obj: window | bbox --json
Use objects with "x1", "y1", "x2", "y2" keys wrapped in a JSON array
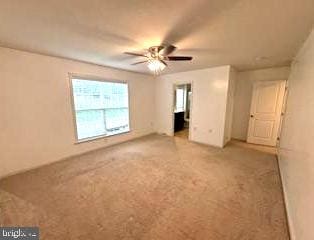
[
  {"x1": 71, "y1": 77, "x2": 130, "y2": 141},
  {"x1": 175, "y1": 87, "x2": 185, "y2": 112}
]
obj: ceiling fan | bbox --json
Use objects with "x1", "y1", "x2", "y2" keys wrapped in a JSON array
[{"x1": 124, "y1": 45, "x2": 193, "y2": 74}]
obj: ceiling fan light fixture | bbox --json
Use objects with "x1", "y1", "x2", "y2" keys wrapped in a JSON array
[
  {"x1": 124, "y1": 44, "x2": 192, "y2": 74},
  {"x1": 148, "y1": 59, "x2": 166, "y2": 74}
]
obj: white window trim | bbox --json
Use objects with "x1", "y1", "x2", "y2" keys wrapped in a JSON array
[{"x1": 68, "y1": 73, "x2": 131, "y2": 144}]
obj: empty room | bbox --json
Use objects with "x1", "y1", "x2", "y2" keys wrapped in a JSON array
[{"x1": 0, "y1": 0, "x2": 314, "y2": 239}]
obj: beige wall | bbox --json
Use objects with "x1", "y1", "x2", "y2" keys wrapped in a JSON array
[
  {"x1": 232, "y1": 66, "x2": 291, "y2": 140},
  {"x1": 0, "y1": 47, "x2": 156, "y2": 178},
  {"x1": 155, "y1": 66, "x2": 232, "y2": 148},
  {"x1": 279, "y1": 29, "x2": 314, "y2": 240}
]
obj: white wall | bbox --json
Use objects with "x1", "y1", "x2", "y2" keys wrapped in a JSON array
[
  {"x1": 232, "y1": 66, "x2": 291, "y2": 140},
  {"x1": 0, "y1": 47, "x2": 156, "y2": 178},
  {"x1": 279, "y1": 29, "x2": 314, "y2": 240},
  {"x1": 155, "y1": 66, "x2": 232, "y2": 148}
]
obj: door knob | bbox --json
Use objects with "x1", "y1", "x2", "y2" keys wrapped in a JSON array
[{"x1": 250, "y1": 115, "x2": 254, "y2": 118}]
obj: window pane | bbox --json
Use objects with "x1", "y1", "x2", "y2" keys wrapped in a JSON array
[
  {"x1": 76, "y1": 110, "x2": 105, "y2": 140},
  {"x1": 71, "y1": 78, "x2": 130, "y2": 140},
  {"x1": 105, "y1": 108, "x2": 129, "y2": 135}
]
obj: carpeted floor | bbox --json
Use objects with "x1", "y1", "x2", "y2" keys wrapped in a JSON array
[{"x1": 0, "y1": 134, "x2": 289, "y2": 240}]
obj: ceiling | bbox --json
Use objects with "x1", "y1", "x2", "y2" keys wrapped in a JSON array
[{"x1": 0, "y1": 0, "x2": 313, "y2": 75}]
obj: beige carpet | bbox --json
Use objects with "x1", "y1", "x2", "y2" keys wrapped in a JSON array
[{"x1": 0, "y1": 134, "x2": 289, "y2": 240}]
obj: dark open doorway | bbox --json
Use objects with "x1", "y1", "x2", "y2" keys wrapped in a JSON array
[{"x1": 173, "y1": 83, "x2": 192, "y2": 139}]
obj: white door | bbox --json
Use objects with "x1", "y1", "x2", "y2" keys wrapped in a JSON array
[{"x1": 247, "y1": 80, "x2": 286, "y2": 146}]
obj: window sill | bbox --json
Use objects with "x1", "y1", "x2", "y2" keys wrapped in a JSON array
[{"x1": 75, "y1": 130, "x2": 131, "y2": 144}]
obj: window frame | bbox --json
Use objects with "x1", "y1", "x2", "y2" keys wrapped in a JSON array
[{"x1": 69, "y1": 73, "x2": 131, "y2": 144}]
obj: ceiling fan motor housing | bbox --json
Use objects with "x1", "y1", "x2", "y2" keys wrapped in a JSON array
[{"x1": 148, "y1": 46, "x2": 163, "y2": 59}]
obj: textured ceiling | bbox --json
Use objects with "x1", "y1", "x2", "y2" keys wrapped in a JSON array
[{"x1": 0, "y1": 0, "x2": 313, "y2": 75}]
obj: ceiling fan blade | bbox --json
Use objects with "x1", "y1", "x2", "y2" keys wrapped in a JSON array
[
  {"x1": 160, "y1": 60, "x2": 168, "y2": 66},
  {"x1": 166, "y1": 56, "x2": 193, "y2": 61},
  {"x1": 131, "y1": 60, "x2": 148, "y2": 65},
  {"x1": 124, "y1": 52, "x2": 146, "y2": 57},
  {"x1": 159, "y1": 45, "x2": 177, "y2": 55}
]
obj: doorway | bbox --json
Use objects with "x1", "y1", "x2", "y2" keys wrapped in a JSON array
[
  {"x1": 247, "y1": 80, "x2": 286, "y2": 147},
  {"x1": 173, "y1": 83, "x2": 192, "y2": 139}
]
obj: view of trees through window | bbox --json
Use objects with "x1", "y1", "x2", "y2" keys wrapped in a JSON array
[{"x1": 71, "y1": 78, "x2": 130, "y2": 140}]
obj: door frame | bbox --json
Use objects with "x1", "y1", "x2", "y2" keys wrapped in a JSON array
[
  {"x1": 171, "y1": 81, "x2": 194, "y2": 140},
  {"x1": 277, "y1": 81, "x2": 289, "y2": 146},
  {"x1": 247, "y1": 80, "x2": 287, "y2": 147}
]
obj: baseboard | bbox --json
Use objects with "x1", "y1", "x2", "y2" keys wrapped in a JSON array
[
  {"x1": 0, "y1": 131, "x2": 157, "y2": 181},
  {"x1": 276, "y1": 154, "x2": 295, "y2": 240}
]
